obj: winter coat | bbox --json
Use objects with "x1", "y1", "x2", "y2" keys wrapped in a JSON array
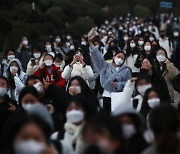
[
  {"x1": 125, "y1": 54, "x2": 140, "y2": 73},
  {"x1": 139, "y1": 69, "x2": 171, "y2": 103},
  {"x1": 90, "y1": 46, "x2": 131, "y2": 92},
  {"x1": 62, "y1": 63, "x2": 94, "y2": 85},
  {"x1": 161, "y1": 62, "x2": 179, "y2": 102},
  {"x1": 173, "y1": 73, "x2": 180, "y2": 93},
  {"x1": 16, "y1": 47, "x2": 32, "y2": 71},
  {"x1": 158, "y1": 37, "x2": 173, "y2": 59},
  {"x1": 51, "y1": 122, "x2": 85, "y2": 154},
  {"x1": 34, "y1": 65, "x2": 66, "y2": 88},
  {"x1": 0, "y1": 60, "x2": 9, "y2": 76},
  {"x1": 5, "y1": 59, "x2": 27, "y2": 101},
  {"x1": 0, "y1": 95, "x2": 17, "y2": 140},
  {"x1": 26, "y1": 58, "x2": 41, "y2": 76},
  {"x1": 40, "y1": 85, "x2": 72, "y2": 115}
]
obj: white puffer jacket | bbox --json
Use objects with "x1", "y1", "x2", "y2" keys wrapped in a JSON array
[
  {"x1": 5, "y1": 59, "x2": 27, "y2": 101},
  {"x1": 62, "y1": 63, "x2": 94, "y2": 84}
]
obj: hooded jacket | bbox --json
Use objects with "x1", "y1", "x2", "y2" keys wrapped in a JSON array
[
  {"x1": 34, "y1": 65, "x2": 66, "y2": 88},
  {"x1": 5, "y1": 59, "x2": 27, "y2": 101},
  {"x1": 90, "y1": 46, "x2": 131, "y2": 92},
  {"x1": 0, "y1": 59, "x2": 9, "y2": 75}
]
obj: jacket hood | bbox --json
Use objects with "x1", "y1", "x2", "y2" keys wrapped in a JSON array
[{"x1": 6, "y1": 58, "x2": 23, "y2": 72}]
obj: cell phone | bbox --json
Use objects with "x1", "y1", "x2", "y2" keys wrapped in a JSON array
[
  {"x1": 87, "y1": 27, "x2": 98, "y2": 37},
  {"x1": 31, "y1": 58, "x2": 35, "y2": 63}
]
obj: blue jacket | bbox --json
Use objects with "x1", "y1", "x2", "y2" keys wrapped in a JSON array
[{"x1": 90, "y1": 46, "x2": 131, "y2": 92}]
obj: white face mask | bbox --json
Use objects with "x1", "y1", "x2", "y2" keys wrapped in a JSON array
[
  {"x1": 137, "y1": 84, "x2": 152, "y2": 96},
  {"x1": 14, "y1": 140, "x2": 46, "y2": 154},
  {"x1": 0, "y1": 87, "x2": 7, "y2": 97},
  {"x1": 130, "y1": 43, "x2": 136, "y2": 48},
  {"x1": 67, "y1": 35, "x2": 71, "y2": 40},
  {"x1": 173, "y1": 32, "x2": 179, "y2": 37},
  {"x1": 123, "y1": 36, "x2": 128, "y2": 41},
  {"x1": 69, "y1": 86, "x2": 81, "y2": 95},
  {"x1": 66, "y1": 110, "x2": 84, "y2": 123},
  {"x1": 22, "y1": 40, "x2": 28, "y2": 46},
  {"x1": 45, "y1": 45, "x2": 51, "y2": 51},
  {"x1": 122, "y1": 124, "x2": 136, "y2": 139},
  {"x1": 10, "y1": 66, "x2": 18, "y2": 73},
  {"x1": 55, "y1": 38, "x2": 61, "y2": 43},
  {"x1": 144, "y1": 45, "x2": 151, "y2": 51},
  {"x1": 70, "y1": 45, "x2": 75, "y2": 50},
  {"x1": 138, "y1": 40, "x2": 144, "y2": 46},
  {"x1": 149, "y1": 37, "x2": 154, "y2": 42},
  {"x1": 8, "y1": 55, "x2": 15, "y2": 61},
  {"x1": 119, "y1": 26, "x2": 123, "y2": 30},
  {"x1": 33, "y1": 82, "x2": 44, "y2": 94},
  {"x1": 156, "y1": 55, "x2": 165, "y2": 62},
  {"x1": 33, "y1": 53, "x2": 41, "y2": 59},
  {"x1": 144, "y1": 28, "x2": 148, "y2": 32},
  {"x1": 66, "y1": 42, "x2": 71, "y2": 48},
  {"x1": 114, "y1": 57, "x2": 124, "y2": 66},
  {"x1": 148, "y1": 98, "x2": 160, "y2": 108},
  {"x1": 81, "y1": 41, "x2": 87, "y2": 45},
  {"x1": 44, "y1": 60, "x2": 53, "y2": 66},
  {"x1": 22, "y1": 103, "x2": 35, "y2": 110}
]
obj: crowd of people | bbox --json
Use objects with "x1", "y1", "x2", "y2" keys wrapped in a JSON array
[{"x1": 0, "y1": 13, "x2": 180, "y2": 154}]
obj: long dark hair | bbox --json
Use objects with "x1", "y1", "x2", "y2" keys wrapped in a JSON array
[
  {"x1": 104, "y1": 40, "x2": 119, "y2": 60},
  {"x1": 140, "y1": 88, "x2": 162, "y2": 119},
  {"x1": 7, "y1": 62, "x2": 21, "y2": 89},
  {"x1": 67, "y1": 76, "x2": 92, "y2": 96},
  {"x1": 149, "y1": 105, "x2": 179, "y2": 154},
  {"x1": 126, "y1": 39, "x2": 138, "y2": 57},
  {"x1": 0, "y1": 111, "x2": 52, "y2": 153}
]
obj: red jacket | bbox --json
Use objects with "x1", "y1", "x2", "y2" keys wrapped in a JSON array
[{"x1": 34, "y1": 65, "x2": 66, "y2": 88}]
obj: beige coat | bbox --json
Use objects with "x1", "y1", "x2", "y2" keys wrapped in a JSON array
[{"x1": 162, "y1": 62, "x2": 179, "y2": 102}]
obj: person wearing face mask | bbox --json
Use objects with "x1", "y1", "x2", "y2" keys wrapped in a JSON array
[
  {"x1": 89, "y1": 35, "x2": 131, "y2": 113},
  {"x1": 66, "y1": 76, "x2": 98, "y2": 116},
  {"x1": 142, "y1": 105, "x2": 180, "y2": 154},
  {"x1": 34, "y1": 53, "x2": 66, "y2": 88},
  {"x1": 54, "y1": 53, "x2": 65, "y2": 72},
  {"x1": 112, "y1": 103, "x2": 149, "y2": 154},
  {"x1": 45, "y1": 41, "x2": 53, "y2": 53},
  {"x1": 140, "y1": 88, "x2": 162, "y2": 120},
  {"x1": 171, "y1": 28, "x2": 180, "y2": 70},
  {"x1": 158, "y1": 30, "x2": 173, "y2": 59},
  {"x1": 62, "y1": 50, "x2": 94, "y2": 85},
  {"x1": 137, "y1": 37, "x2": 144, "y2": 52},
  {"x1": 140, "y1": 57, "x2": 171, "y2": 103},
  {"x1": 5, "y1": 59, "x2": 27, "y2": 101},
  {"x1": 18, "y1": 86, "x2": 63, "y2": 132},
  {"x1": 135, "y1": 41, "x2": 153, "y2": 68},
  {"x1": 54, "y1": 35, "x2": 62, "y2": 49},
  {"x1": 0, "y1": 76, "x2": 17, "y2": 141},
  {"x1": 155, "y1": 48, "x2": 179, "y2": 103},
  {"x1": 54, "y1": 35, "x2": 71, "y2": 60},
  {"x1": 26, "y1": 75, "x2": 71, "y2": 120},
  {"x1": 0, "y1": 110, "x2": 59, "y2": 154},
  {"x1": 0, "y1": 50, "x2": 15, "y2": 76},
  {"x1": 125, "y1": 39, "x2": 140, "y2": 77},
  {"x1": 83, "y1": 115, "x2": 124, "y2": 154},
  {"x1": 51, "y1": 95, "x2": 87, "y2": 154},
  {"x1": 121, "y1": 33, "x2": 129, "y2": 51},
  {"x1": 16, "y1": 36, "x2": 32, "y2": 71},
  {"x1": 104, "y1": 40, "x2": 120, "y2": 62},
  {"x1": 130, "y1": 75, "x2": 153, "y2": 112},
  {"x1": 26, "y1": 45, "x2": 43, "y2": 76},
  {"x1": 148, "y1": 34, "x2": 156, "y2": 43}
]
